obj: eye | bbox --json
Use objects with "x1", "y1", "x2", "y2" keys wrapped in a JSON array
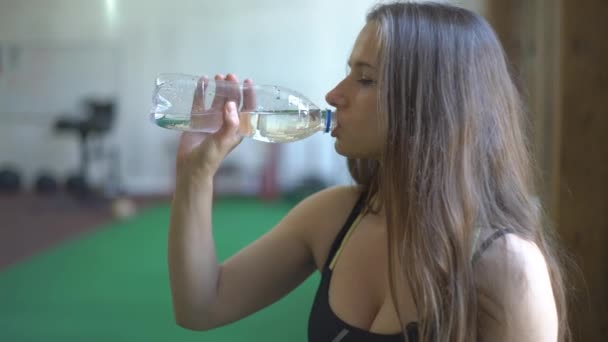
[{"x1": 357, "y1": 78, "x2": 376, "y2": 86}]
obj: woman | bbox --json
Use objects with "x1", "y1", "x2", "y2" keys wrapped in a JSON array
[{"x1": 168, "y1": 2, "x2": 569, "y2": 341}]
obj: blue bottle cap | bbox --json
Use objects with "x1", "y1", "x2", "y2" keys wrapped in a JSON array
[{"x1": 325, "y1": 109, "x2": 332, "y2": 133}]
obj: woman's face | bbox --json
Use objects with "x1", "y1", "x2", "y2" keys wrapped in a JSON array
[{"x1": 326, "y1": 22, "x2": 383, "y2": 160}]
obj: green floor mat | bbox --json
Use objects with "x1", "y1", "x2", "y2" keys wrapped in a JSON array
[{"x1": 0, "y1": 198, "x2": 319, "y2": 341}]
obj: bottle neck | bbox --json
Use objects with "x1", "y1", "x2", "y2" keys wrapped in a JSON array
[{"x1": 321, "y1": 109, "x2": 336, "y2": 133}]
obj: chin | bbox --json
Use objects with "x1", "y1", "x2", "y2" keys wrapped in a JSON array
[
  {"x1": 333, "y1": 139, "x2": 348, "y2": 157},
  {"x1": 334, "y1": 140, "x2": 372, "y2": 159}
]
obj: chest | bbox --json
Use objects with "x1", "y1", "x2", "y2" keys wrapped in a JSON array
[{"x1": 314, "y1": 217, "x2": 419, "y2": 334}]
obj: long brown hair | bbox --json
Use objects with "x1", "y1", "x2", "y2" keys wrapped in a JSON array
[{"x1": 349, "y1": 2, "x2": 570, "y2": 341}]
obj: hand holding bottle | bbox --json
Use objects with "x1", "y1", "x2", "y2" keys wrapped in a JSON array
[{"x1": 175, "y1": 73, "x2": 255, "y2": 181}]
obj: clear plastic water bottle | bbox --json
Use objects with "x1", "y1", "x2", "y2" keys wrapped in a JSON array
[{"x1": 150, "y1": 73, "x2": 336, "y2": 143}]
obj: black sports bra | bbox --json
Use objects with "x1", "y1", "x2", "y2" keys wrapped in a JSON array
[{"x1": 307, "y1": 192, "x2": 513, "y2": 341}]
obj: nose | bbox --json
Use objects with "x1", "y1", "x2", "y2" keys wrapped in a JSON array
[{"x1": 325, "y1": 81, "x2": 347, "y2": 108}]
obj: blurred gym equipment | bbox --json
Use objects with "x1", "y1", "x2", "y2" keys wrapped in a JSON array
[{"x1": 54, "y1": 99, "x2": 116, "y2": 198}]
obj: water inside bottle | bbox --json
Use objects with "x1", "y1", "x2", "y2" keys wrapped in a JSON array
[{"x1": 152, "y1": 109, "x2": 324, "y2": 143}]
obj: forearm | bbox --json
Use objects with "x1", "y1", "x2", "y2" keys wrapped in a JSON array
[{"x1": 168, "y1": 176, "x2": 220, "y2": 326}]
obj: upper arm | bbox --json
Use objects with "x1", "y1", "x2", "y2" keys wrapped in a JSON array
[
  {"x1": 475, "y1": 234, "x2": 558, "y2": 341},
  {"x1": 200, "y1": 185, "x2": 359, "y2": 330}
]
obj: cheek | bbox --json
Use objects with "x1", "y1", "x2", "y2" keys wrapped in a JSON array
[
  {"x1": 333, "y1": 91, "x2": 383, "y2": 157},
  {"x1": 335, "y1": 119, "x2": 383, "y2": 158},
  {"x1": 356, "y1": 102, "x2": 382, "y2": 143}
]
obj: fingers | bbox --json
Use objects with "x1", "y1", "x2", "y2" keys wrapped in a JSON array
[
  {"x1": 239, "y1": 79, "x2": 255, "y2": 135},
  {"x1": 242, "y1": 78, "x2": 256, "y2": 112},
  {"x1": 207, "y1": 100, "x2": 243, "y2": 154},
  {"x1": 225, "y1": 73, "x2": 238, "y2": 82},
  {"x1": 191, "y1": 76, "x2": 209, "y2": 114},
  {"x1": 225, "y1": 73, "x2": 242, "y2": 109},
  {"x1": 209, "y1": 73, "x2": 242, "y2": 112},
  {"x1": 210, "y1": 74, "x2": 227, "y2": 110},
  {"x1": 223, "y1": 101, "x2": 244, "y2": 153},
  {"x1": 221, "y1": 101, "x2": 240, "y2": 135},
  {"x1": 191, "y1": 76, "x2": 209, "y2": 130},
  {"x1": 180, "y1": 73, "x2": 248, "y2": 175}
]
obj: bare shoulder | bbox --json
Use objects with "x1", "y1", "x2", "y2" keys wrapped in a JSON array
[
  {"x1": 475, "y1": 233, "x2": 554, "y2": 293},
  {"x1": 474, "y1": 232, "x2": 558, "y2": 341},
  {"x1": 286, "y1": 185, "x2": 360, "y2": 229},
  {"x1": 290, "y1": 185, "x2": 362, "y2": 270},
  {"x1": 294, "y1": 184, "x2": 361, "y2": 211}
]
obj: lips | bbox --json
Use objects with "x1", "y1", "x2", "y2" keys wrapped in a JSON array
[{"x1": 331, "y1": 112, "x2": 340, "y2": 137}]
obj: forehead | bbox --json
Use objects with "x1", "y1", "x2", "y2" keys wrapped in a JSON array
[{"x1": 349, "y1": 22, "x2": 380, "y2": 66}]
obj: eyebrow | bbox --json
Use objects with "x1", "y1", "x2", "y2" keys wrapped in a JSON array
[{"x1": 347, "y1": 59, "x2": 376, "y2": 70}]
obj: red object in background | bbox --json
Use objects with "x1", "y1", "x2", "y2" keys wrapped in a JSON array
[{"x1": 259, "y1": 144, "x2": 280, "y2": 201}]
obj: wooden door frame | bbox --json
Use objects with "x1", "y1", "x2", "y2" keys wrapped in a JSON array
[{"x1": 485, "y1": 0, "x2": 562, "y2": 224}]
